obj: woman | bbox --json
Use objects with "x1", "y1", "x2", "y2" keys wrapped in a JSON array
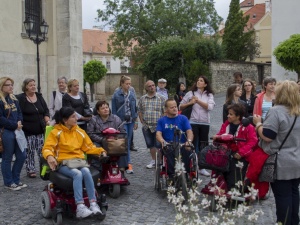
[
  {"x1": 240, "y1": 79, "x2": 257, "y2": 116},
  {"x1": 214, "y1": 103, "x2": 257, "y2": 191},
  {"x1": 222, "y1": 84, "x2": 248, "y2": 123},
  {"x1": 42, "y1": 107, "x2": 106, "y2": 219},
  {"x1": 253, "y1": 76, "x2": 276, "y2": 120},
  {"x1": 297, "y1": 80, "x2": 300, "y2": 93},
  {"x1": 253, "y1": 80, "x2": 300, "y2": 225},
  {"x1": 17, "y1": 78, "x2": 50, "y2": 178},
  {"x1": 180, "y1": 76, "x2": 215, "y2": 177},
  {"x1": 62, "y1": 79, "x2": 91, "y2": 131},
  {"x1": 174, "y1": 82, "x2": 186, "y2": 109},
  {"x1": 111, "y1": 75, "x2": 138, "y2": 174},
  {"x1": 0, "y1": 77, "x2": 26, "y2": 190},
  {"x1": 87, "y1": 100, "x2": 128, "y2": 175}
]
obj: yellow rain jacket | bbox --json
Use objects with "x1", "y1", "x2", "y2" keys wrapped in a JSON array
[{"x1": 42, "y1": 124, "x2": 106, "y2": 163}]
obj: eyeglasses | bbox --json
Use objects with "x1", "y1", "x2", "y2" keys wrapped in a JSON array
[
  {"x1": 3, "y1": 84, "x2": 13, "y2": 87},
  {"x1": 244, "y1": 84, "x2": 252, "y2": 87}
]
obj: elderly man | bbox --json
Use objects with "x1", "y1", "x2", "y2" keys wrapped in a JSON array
[
  {"x1": 138, "y1": 80, "x2": 165, "y2": 168},
  {"x1": 49, "y1": 76, "x2": 68, "y2": 119},
  {"x1": 156, "y1": 78, "x2": 168, "y2": 100}
]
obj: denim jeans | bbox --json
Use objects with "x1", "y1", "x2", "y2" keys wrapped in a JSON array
[
  {"x1": 58, "y1": 166, "x2": 96, "y2": 204},
  {"x1": 142, "y1": 127, "x2": 160, "y2": 149},
  {"x1": 271, "y1": 178, "x2": 300, "y2": 225},
  {"x1": 124, "y1": 122, "x2": 134, "y2": 164},
  {"x1": 1, "y1": 129, "x2": 26, "y2": 186}
]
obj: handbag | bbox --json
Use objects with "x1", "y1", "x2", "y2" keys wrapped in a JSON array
[
  {"x1": 259, "y1": 116, "x2": 297, "y2": 182},
  {"x1": 79, "y1": 92, "x2": 93, "y2": 117},
  {"x1": 62, "y1": 158, "x2": 90, "y2": 169},
  {"x1": 0, "y1": 109, "x2": 11, "y2": 153},
  {"x1": 180, "y1": 92, "x2": 194, "y2": 119}
]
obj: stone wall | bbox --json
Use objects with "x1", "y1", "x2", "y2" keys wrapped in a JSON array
[
  {"x1": 93, "y1": 73, "x2": 146, "y2": 100},
  {"x1": 210, "y1": 61, "x2": 271, "y2": 93}
]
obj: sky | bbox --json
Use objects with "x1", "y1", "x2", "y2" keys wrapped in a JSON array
[{"x1": 82, "y1": 0, "x2": 233, "y2": 29}]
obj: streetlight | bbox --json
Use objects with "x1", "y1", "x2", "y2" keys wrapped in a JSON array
[{"x1": 23, "y1": 17, "x2": 49, "y2": 93}]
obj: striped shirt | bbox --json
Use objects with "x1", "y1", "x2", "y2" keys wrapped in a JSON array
[{"x1": 138, "y1": 93, "x2": 165, "y2": 132}]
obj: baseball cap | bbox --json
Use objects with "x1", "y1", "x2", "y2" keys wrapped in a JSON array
[{"x1": 158, "y1": 78, "x2": 167, "y2": 83}]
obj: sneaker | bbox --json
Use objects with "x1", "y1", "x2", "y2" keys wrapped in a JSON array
[
  {"x1": 126, "y1": 164, "x2": 134, "y2": 174},
  {"x1": 5, "y1": 183, "x2": 21, "y2": 191},
  {"x1": 76, "y1": 204, "x2": 93, "y2": 218},
  {"x1": 146, "y1": 160, "x2": 155, "y2": 169},
  {"x1": 200, "y1": 169, "x2": 210, "y2": 177},
  {"x1": 89, "y1": 202, "x2": 102, "y2": 215},
  {"x1": 17, "y1": 182, "x2": 28, "y2": 189}
]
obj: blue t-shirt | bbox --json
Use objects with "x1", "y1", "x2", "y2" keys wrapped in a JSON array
[{"x1": 156, "y1": 115, "x2": 191, "y2": 143}]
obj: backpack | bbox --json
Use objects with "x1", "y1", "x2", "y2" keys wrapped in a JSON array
[{"x1": 52, "y1": 91, "x2": 56, "y2": 100}]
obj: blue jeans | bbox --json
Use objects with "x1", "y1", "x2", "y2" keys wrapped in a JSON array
[
  {"x1": 124, "y1": 122, "x2": 134, "y2": 164},
  {"x1": 1, "y1": 130, "x2": 26, "y2": 186},
  {"x1": 142, "y1": 127, "x2": 161, "y2": 149},
  {"x1": 58, "y1": 166, "x2": 96, "y2": 204},
  {"x1": 271, "y1": 178, "x2": 300, "y2": 225}
]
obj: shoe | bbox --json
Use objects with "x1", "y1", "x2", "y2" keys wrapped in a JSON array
[
  {"x1": 17, "y1": 182, "x2": 28, "y2": 189},
  {"x1": 146, "y1": 160, "x2": 155, "y2": 169},
  {"x1": 130, "y1": 146, "x2": 138, "y2": 151},
  {"x1": 76, "y1": 204, "x2": 93, "y2": 218},
  {"x1": 5, "y1": 183, "x2": 21, "y2": 191},
  {"x1": 126, "y1": 164, "x2": 134, "y2": 174},
  {"x1": 200, "y1": 169, "x2": 210, "y2": 177},
  {"x1": 89, "y1": 202, "x2": 102, "y2": 215},
  {"x1": 12, "y1": 155, "x2": 16, "y2": 162},
  {"x1": 27, "y1": 172, "x2": 37, "y2": 178}
]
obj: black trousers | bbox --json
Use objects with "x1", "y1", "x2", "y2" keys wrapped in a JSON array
[
  {"x1": 271, "y1": 178, "x2": 300, "y2": 225},
  {"x1": 191, "y1": 124, "x2": 209, "y2": 154},
  {"x1": 164, "y1": 146, "x2": 190, "y2": 177}
]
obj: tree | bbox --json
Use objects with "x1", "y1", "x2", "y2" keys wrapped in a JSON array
[
  {"x1": 222, "y1": 0, "x2": 260, "y2": 61},
  {"x1": 273, "y1": 34, "x2": 300, "y2": 80},
  {"x1": 97, "y1": 0, "x2": 222, "y2": 61},
  {"x1": 83, "y1": 60, "x2": 107, "y2": 102}
]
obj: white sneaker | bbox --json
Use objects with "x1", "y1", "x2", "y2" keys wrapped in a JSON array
[
  {"x1": 146, "y1": 160, "x2": 155, "y2": 169},
  {"x1": 200, "y1": 169, "x2": 210, "y2": 177},
  {"x1": 5, "y1": 183, "x2": 21, "y2": 191},
  {"x1": 17, "y1": 182, "x2": 28, "y2": 189},
  {"x1": 76, "y1": 204, "x2": 93, "y2": 218},
  {"x1": 89, "y1": 202, "x2": 102, "y2": 215}
]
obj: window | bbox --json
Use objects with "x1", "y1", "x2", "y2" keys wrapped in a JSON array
[
  {"x1": 120, "y1": 61, "x2": 126, "y2": 73},
  {"x1": 106, "y1": 61, "x2": 111, "y2": 71},
  {"x1": 22, "y1": 0, "x2": 44, "y2": 36}
]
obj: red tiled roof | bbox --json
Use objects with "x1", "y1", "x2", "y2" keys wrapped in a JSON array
[
  {"x1": 240, "y1": 0, "x2": 254, "y2": 8},
  {"x1": 244, "y1": 3, "x2": 266, "y2": 28},
  {"x1": 82, "y1": 29, "x2": 113, "y2": 54}
]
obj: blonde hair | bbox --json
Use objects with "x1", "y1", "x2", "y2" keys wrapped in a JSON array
[
  {"x1": 67, "y1": 79, "x2": 79, "y2": 93},
  {"x1": 119, "y1": 75, "x2": 131, "y2": 86},
  {"x1": 275, "y1": 80, "x2": 300, "y2": 116},
  {"x1": 0, "y1": 77, "x2": 17, "y2": 104}
]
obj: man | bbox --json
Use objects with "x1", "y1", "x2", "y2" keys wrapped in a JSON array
[
  {"x1": 138, "y1": 80, "x2": 165, "y2": 169},
  {"x1": 156, "y1": 78, "x2": 168, "y2": 100},
  {"x1": 156, "y1": 99, "x2": 193, "y2": 177},
  {"x1": 49, "y1": 76, "x2": 68, "y2": 119},
  {"x1": 233, "y1": 72, "x2": 243, "y2": 85}
]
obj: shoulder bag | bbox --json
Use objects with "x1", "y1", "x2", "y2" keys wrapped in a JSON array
[
  {"x1": 259, "y1": 116, "x2": 297, "y2": 182},
  {"x1": 62, "y1": 158, "x2": 89, "y2": 169},
  {"x1": 0, "y1": 108, "x2": 11, "y2": 152},
  {"x1": 79, "y1": 92, "x2": 92, "y2": 117},
  {"x1": 180, "y1": 91, "x2": 194, "y2": 119}
]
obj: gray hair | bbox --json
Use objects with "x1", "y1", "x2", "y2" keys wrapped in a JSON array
[{"x1": 57, "y1": 76, "x2": 68, "y2": 83}]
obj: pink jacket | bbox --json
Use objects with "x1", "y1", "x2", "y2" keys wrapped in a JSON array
[
  {"x1": 253, "y1": 92, "x2": 265, "y2": 116},
  {"x1": 216, "y1": 121, "x2": 258, "y2": 161}
]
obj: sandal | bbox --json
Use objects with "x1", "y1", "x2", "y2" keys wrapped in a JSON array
[{"x1": 27, "y1": 172, "x2": 37, "y2": 178}]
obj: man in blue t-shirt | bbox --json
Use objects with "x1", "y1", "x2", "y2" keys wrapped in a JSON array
[{"x1": 156, "y1": 99, "x2": 193, "y2": 177}]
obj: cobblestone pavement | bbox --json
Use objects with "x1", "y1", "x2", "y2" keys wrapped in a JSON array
[{"x1": 0, "y1": 93, "x2": 278, "y2": 225}]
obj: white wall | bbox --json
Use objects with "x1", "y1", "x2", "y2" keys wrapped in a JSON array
[{"x1": 272, "y1": 0, "x2": 300, "y2": 81}]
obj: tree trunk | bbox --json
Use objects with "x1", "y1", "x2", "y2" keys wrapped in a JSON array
[{"x1": 90, "y1": 83, "x2": 94, "y2": 102}]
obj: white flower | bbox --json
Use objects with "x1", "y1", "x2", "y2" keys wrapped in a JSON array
[
  {"x1": 201, "y1": 198, "x2": 211, "y2": 209},
  {"x1": 211, "y1": 178, "x2": 217, "y2": 185},
  {"x1": 236, "y1": 161, "x2": 244, "y2": 169},
  {"x1": 235, "y1": 180, "x2": 243, "y2": 188},
  {"x1": 228, "y1": 188, "x2": 241, "y2": 197},
  {"x1": 175, "y1": 161, "x2": 186, "y2": 175}
]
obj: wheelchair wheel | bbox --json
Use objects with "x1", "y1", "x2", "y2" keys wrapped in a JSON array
[
  {"x1": 52, "y1": 213, "x2": 63, "y2": 225},
  {"x1": 176, "y1": 173, "x2": 188, "y2": 203},
  {"x1": 40, "y1": 191, "x2": 51, "y2": 218},
  {"x1": 154, "y1": 151, "x2": 161, "y2": 192},
  {"x1": 109, "y1": 184, "x2": 120, "y2": 198},
  {"x1": 98, "y1": 207, "x2": 107, "y2": 221}
]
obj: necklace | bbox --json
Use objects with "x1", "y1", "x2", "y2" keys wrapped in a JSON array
[{"x1": 26, "y1": 95, "x2": 38, "y2": 112}]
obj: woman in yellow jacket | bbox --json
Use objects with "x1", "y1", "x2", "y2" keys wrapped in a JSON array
[{"x1": 42, "y1": 107, "x2": 106, "y2": 219}]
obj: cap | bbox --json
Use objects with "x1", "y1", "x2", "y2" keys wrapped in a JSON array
[{"x1": 158, "y1": 78, "x2": 167, "y2": 83}]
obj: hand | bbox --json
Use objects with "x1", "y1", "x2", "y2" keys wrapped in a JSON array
[
  {"x1": 253, "y1": 114, "x2": 262, "y2": 125},
  {"x1": 81, "y1": 116, "x2": 91, "y2": 121},
  {"x1": 234, "y1": 153, "x2": 241, "y2": 160},
  {"x1": 190, "y1": 96, "x2": 197, "y2": 104},
  {"x1": 184, "y1": 141, "x2": 192, "y2": 151},
  {"x1": 101, "y1": 152, "x2": 107, "y2": 157},
  {"x1": 17, "y1": 121, "x2": 23, "y2": 130},
  {"x1": 47, "y1": 156, "x2": 58, "y2": 171}
]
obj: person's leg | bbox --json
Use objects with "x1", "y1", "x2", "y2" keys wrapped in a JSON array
[
  {"x1": 35, "y1": 134, "x2": 44, "y2": 172},
  {"x1": 180, "y1": 146, "x2": 191, "y2": 174},
  {"x1": 191, "y1": 124, "x2": 200, "y2": 154},
  {"x1": 291, "y1": 178, "x2": 300, "y2": 225},
  {"x1": 198, "y1": 125, "x2": 209, "y2": 151},
  {"x1": 1, "y1": 130, "x2": 15, "y2": 186},
  {"x1": 143, "y1": 128, "x2": 156, "y2": 168},
  {"x1": 25, "y1": 135, "x2": 36, "y2": 174},
  {"x1": 124, "y1": 122, "x2": 134, "y2": 173},
  {"x1": 130, "y1": 132, "x2": 137, "y2": 151},
  {"x1": 80, "y1": 167, "x2": 97, "y2": 201},
  {"x1": 58, "y1": 166, "x2": 84, "y2": 204},
  {"x1": 12, "y1": 139, "x2": 26, "y2": 185},
  {"x1": 165, "y1": 148, "x2": 175, "y2": 177}
]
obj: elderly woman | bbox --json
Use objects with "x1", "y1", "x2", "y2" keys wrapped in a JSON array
[
  {"x1": 253, "y1": 80, "x2": 300, "y2": 225},
  {"x1": 16, "y1": 78, "x2": 50, "y2": 178},
  {"x1": 87, "y1": 100, "x2": 128, "y2": 175},
  {"x1": 111, "y1": 75, "x2": 138, "y2": 174},
  {"x1": 62, "y1": 79, "x2": 92, "y2": 131},
  {"x1": 42, "y1": 107, "x2": 106, "y2": 219},
  {"x1": 0, "y1": 77, "x2": 26, "y2": 191}
]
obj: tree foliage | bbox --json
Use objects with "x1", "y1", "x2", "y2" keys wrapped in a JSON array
[
  {"x1": 140, "y1": 37, "x2": 223, "y2": 89},
  {"x1": 273, "y1": 34, "x2": 300, "y2": 79},
  {"x1": 222, "y1": 0, "x2": 260, "y2": 61},
  {"x1": 97, "y1": 0, "x2": 222, "y2": 60},
  {"x1": 83, "y1": 60, "x2": 107, "y2": 101}
]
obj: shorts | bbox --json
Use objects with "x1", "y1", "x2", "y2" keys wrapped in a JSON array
[{"x1": 142, "y1": 127, "x2": 161, "y2": 149}]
